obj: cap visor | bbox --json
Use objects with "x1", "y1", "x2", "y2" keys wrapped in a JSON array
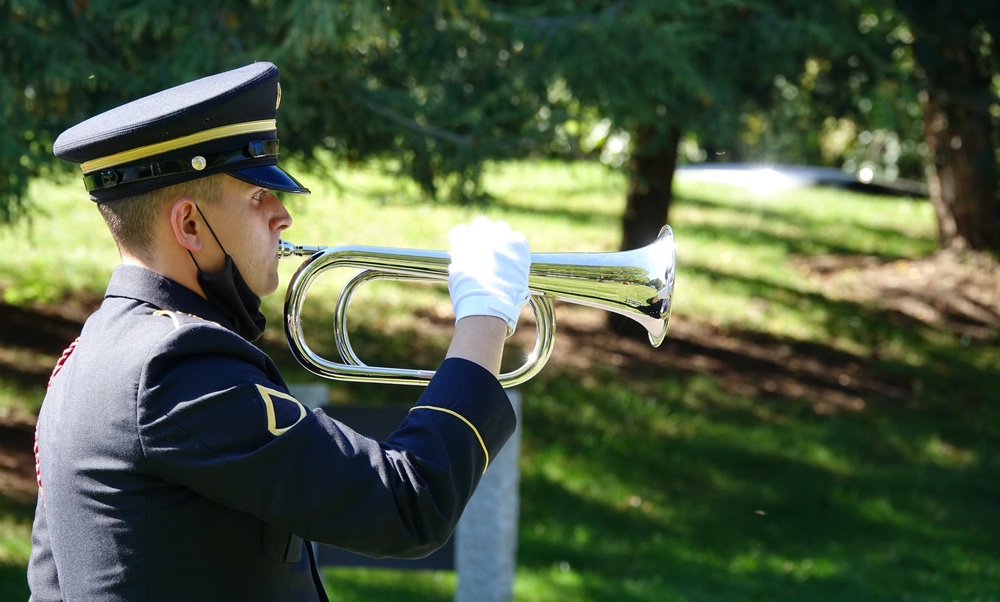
[{"x1": 230, "y1": 165, "x2": 310, "y2": 194}]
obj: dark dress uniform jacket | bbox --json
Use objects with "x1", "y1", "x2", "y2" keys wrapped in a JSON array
[{"x1": 28, "y1": 265, "x2": 516, "y2": 601}]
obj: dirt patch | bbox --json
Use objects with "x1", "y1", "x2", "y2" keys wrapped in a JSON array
[
  {"x1": 0, "y1": 296, "x2": 100, "y2": 389},
  {"x1": 0, "y1": 417, "x2": 37, "y2": 505},
  {"x1": 794, "y1": 249, "x2": 1000, "y2": 340},
  {"x1": 0, "y1": 296, "x2": 101, "y2": 506}
]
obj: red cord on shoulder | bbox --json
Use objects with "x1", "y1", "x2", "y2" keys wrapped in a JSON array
[
  {"x1": 46, "y1": 337, "x2": 79, "y2": 391},
  {"x1": 37, "y1": 337, "x2": 80, "y2": 500}
]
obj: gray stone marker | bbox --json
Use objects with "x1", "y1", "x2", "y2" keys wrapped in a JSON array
[
  {"x1": 454, "y1": 389, "x2": 522, "y2": 602},
  {"x1": 287, "y1": 383, "x2": 329, "y2": 410}
]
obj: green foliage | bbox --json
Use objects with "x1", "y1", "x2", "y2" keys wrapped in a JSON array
[
  {"x1": 2, "y1": 1, "x2": 997, "y2": 254},
  {"x1": 0, "y1": 0, "x2": 944, "y2": 223},
  {"x1": 2, "y1": 0, "x2": 81, "y2": 223}
]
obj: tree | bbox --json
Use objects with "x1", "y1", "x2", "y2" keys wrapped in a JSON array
[
  {"x1": 270, "y1": 2, "x2": 547, "y2": 202},
  {"x1": 5, "y1": 1, "x2": 997, "y2": 262},
  {"x1": 1, "y1": 1, "x2": 88, "y2": 224},
  {"x1": 0, "y1": 0, "x2": 281, "y2": 223},
  {"x1": 892, "y1": 1, "x2": 1000, "y2": 253},
  {"x1": 483, "y1": 1, "x2": 1000, "y2": 259},
  {"x1": 0, "y1": 0, "x2": 546, "y2": 220},
  {"x1": 465, "y1": 1, "x2": 890, "y2": 335}
]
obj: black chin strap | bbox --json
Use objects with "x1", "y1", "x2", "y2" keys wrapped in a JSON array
[
  {"x1": 188, "y1": 204, "x2": 226, "y2": 272},
  {"x1": 183, "y1": 204, "x2": 267, "y2": 342}
]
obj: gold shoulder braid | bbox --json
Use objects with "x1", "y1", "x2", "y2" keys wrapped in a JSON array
[{"x1": 152, "y1": 309, "x2": 207, "y2": 330}]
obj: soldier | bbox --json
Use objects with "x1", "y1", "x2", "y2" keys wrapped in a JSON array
[{"x1": 28, "y1": 62, "x2": 529, "y2": 601}]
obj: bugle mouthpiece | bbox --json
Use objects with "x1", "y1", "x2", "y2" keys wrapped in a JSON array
[{"x1": 278, "y1": 240, "x2": 327, "y2": 259}]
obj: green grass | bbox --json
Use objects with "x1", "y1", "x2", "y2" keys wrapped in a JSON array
[{"x1": 2, "y1": 160, "x2": 999, "y2": 600}]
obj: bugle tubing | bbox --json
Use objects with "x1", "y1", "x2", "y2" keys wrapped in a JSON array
[{"x1": 279, "y1": 225, "x2": 675, "y2": 387}]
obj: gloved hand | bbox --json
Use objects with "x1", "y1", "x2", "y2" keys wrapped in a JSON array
[{"x1": 448, "y1": 217, "x2": 531, "y2": 337}]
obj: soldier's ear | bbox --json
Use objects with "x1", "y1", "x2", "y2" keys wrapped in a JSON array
[{"x1": 168, "y1": 197, "x2": 205, "y2": 253}]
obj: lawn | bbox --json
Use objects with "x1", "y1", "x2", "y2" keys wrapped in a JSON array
[{"x1": 1, "y1": 159, "x2": 998, "y2": 600}]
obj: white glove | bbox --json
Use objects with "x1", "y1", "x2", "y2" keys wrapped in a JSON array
[{"x1": 448, "y1": 217, "x2": 531, "y2": 336}]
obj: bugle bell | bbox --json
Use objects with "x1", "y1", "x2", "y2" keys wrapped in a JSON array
[{"x1": 279, "y1": 225, "x2": 676, "y2": 387}]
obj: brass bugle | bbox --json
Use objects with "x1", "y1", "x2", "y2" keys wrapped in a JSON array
[{"x1": 279, "y1": 225, "x2": 675, "y2": 387}]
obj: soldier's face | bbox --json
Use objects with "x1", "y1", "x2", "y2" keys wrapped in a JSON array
[{"x1": 202, "y1": 175, "x2": 293, "y2": 297}]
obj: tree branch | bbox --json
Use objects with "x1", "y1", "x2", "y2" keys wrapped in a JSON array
[{"x1": 350, "y1": 92, "x2": 475, "y2": 146}]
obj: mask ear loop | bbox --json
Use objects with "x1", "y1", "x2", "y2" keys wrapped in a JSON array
[{"x1": 188, "y1": 204, "x2": 227, "y2": 271}]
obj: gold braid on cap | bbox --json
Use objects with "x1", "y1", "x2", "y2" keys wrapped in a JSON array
[{"x1": 81, "y1": 119, "x2": 277, "y2": 173}]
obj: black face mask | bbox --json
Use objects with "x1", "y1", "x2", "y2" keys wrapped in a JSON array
[{"x1": 189, "y1": 205, "x2": 267, "y2": 342}]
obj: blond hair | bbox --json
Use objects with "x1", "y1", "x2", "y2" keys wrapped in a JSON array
[{"x1": 97, "y1": 175, "x2": 223, "y2": 261}]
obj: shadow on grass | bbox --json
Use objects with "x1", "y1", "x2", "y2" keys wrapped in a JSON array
[
  {"x1": 0, "y1": 561, "x2": 29, "y2": 601},
  {"x1": 264, "y1": 273, "x2": 996, "y2": 599},
  {"x1": 529, "y1": 268, "x2": 996, "y2": 600},
  {"x1": 320, "y1": 567, "x2": 453, "y2": 602},
  {"x1": 516, "y1": 355, "x2": 1000, "y2": 600},
  {"x1": 260, "y1": 250, "x2": 998, "y2": 597},
  {"x1": 687, "y1": 263, "x2": 998, "y2": 418},
  {"x1": 0, "y1": 302, "x2": 86, "y2": 391},
  {"x1": 677, "y1": 194, "x2": 936, "y2": 258},
  {"x1": 0, "y1": 480, "x2": 34, "y2": 601}
]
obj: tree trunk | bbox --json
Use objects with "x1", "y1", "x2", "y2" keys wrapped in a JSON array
[
  {"x1": 609, "y1": 125, "x2": 681, "y2": 339},
  {"x1": 620, "y1": 126, "x2": 681, "y2": 252},
  {"x1": 899, "y1": 1, "x2": 1000, "y2": 255},
  {"x1": 919, "y1": 86, "x2": 1000, "y2": 254}
]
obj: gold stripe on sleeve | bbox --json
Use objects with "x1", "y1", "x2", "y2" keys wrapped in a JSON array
[{"x1": 409, "y1": 405, "x2": 490, "y2": 474}]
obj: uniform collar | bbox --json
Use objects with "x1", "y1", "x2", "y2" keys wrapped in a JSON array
[{"x1": 105, "y1": 265, "x2": 238, "y2": 333}]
